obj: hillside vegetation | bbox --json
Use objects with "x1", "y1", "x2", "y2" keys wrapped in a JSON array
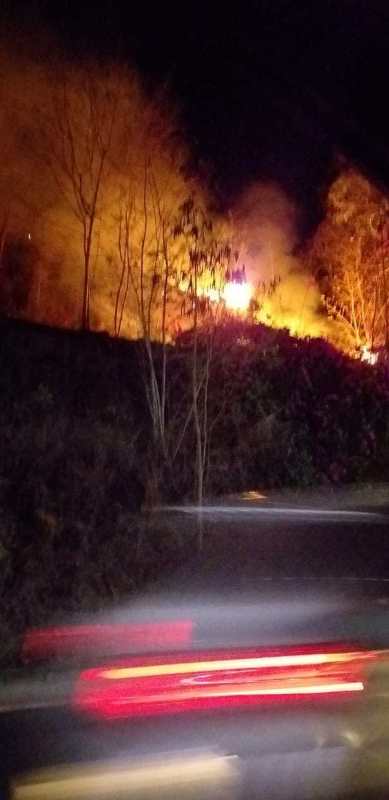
[{"x1": 1, "y1": 318, "x2": 389, "y2": 664}]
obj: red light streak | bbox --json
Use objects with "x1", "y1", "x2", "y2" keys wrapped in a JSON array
[
  {"x1": 22, "y1": 621, "x2": 193, "y2": 661},
  {"x1": 74, "y1": 645, "x2": 369, "y2": 720}
]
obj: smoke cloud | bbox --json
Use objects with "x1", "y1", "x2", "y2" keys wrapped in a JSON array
[{"x1": 231, "y1": 183, "x2": 330, "y2": 338}]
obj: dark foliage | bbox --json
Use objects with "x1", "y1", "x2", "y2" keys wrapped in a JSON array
[
  {"x1": 172, "y1": 322, "x2": 389, "y2": 493},
  {"x1": 1, "y1": 318, "x2": 388, "y2": 664},
  {"x1": 0, "y1": 237, "x2": 40, "y2": 316}
]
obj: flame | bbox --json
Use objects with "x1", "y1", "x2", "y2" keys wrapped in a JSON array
[
  {"x1": 180, "y1": 274, "x2": 253, "y2": 315},
  {"x1": 360, "y1": 346, "x2": 378, "y2": 365},
  {"x1": 223, "y1": 281, "x2": 252, "y2": 312}
]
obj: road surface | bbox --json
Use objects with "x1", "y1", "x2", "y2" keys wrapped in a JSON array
[{"x1": 156, "y1": 504, "x2": 389, "y2": 592}]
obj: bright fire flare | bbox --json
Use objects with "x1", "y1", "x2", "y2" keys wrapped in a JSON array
[
  {"x1": 360, "y1": 345, "x2": 379, "y2": 365},
  {"x1": 223, "y1": 281, "x2": 252, "y2": 312}
]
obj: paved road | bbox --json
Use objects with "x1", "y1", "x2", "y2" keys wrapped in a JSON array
[
  {"x1": 157, "y1": 505, "x2": 389, "y2": 591},
  {"x1": 167, "y1": 503, "x2": 386, "y2": 522}
]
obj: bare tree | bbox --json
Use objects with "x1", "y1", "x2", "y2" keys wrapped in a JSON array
[
  {"x1": 0, "y1": 209, "x2": 9, "y2": 270},
  {"x1": 116, "y1": 176, "x2": 232, "y2": 507},
  {"x1": 39, "y1": 66, "x2": 120, "y2": 329},
  {"x1": 177, "y1": 200, "x2": 231, "y2": 510},
  {"x1": 115, "y1": 161, "x2": 181, "y2": 493}
]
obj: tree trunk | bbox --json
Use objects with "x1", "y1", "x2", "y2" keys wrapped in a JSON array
[{"x1": 192, "y1": 272, "x2": 202, "y2": 502}]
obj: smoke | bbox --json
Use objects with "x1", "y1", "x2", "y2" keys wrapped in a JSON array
[
  {"x1": 0, "y1": 35, "x2": 333, "y2": 343},
  {"x1": 231, "y1": 183, "x2": 330, "y2": 338}
]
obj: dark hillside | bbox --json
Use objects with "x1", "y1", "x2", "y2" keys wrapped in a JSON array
[{"x1": 1, "y1": 318, "x2": 389, "y2": 665}]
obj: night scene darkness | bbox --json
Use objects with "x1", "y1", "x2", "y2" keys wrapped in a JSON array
[
  {"x1": 7, "y1": 1, "x2": 389, "y2": 225},
  {"x1": 1, "y1": 6, "x2": 389, "y2": 799}
]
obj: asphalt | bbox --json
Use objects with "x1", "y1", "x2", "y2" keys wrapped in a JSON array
[{"x1": 156, "y1": 504, "x2": 389, "y2": 592}]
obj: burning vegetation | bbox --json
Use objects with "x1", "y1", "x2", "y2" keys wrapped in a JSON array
[
  {"x1": 0, "y1": 42, "x2": 388, "y2": 364},
  {"x1": 305, "y1": 169, "x2": 389, "y2": 360}
]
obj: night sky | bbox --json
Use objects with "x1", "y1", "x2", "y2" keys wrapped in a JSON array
[{"x1": 5, "y1": 1, "x2": 389, "y2": 235}]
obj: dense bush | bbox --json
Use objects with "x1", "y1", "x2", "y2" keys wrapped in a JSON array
[
  {"x1": 0, "y1": 320, "x2": 148, "y2": 663},
  {"x1": 198, "y1": 323, "x2": 389, "y2": 491},
  {"x1": 1, "y1": 318, "x2": 389, "y2": 665}
]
